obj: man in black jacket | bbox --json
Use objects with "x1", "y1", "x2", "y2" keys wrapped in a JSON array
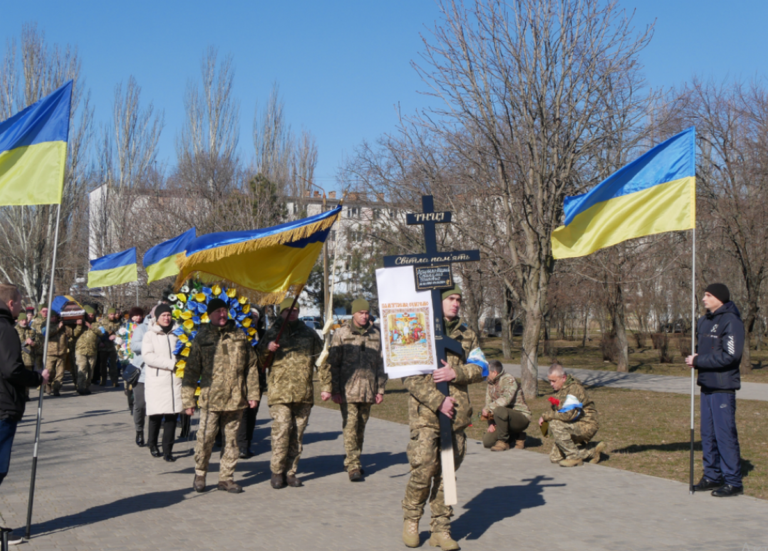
[
  {"x1": 686, "y1": 283, "x2": 744, "y2": 497},
  {"x1": 0, "y1": 284, "x2": 49, "y2": 542}
]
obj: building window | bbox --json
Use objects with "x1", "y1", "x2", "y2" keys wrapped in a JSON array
[
  {"x1": 372, "y1": 208, "x2": 381, "y2": 220},
  {"x1": 347, "y1": 206, "x2": 360, "y2": 218}
]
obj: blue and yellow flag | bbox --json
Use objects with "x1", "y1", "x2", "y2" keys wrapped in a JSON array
[
  {"x1": 143, "y1": 228, "x2": 196, "y2": 283},
  {"x1": 0, "y1": 81, "x2": 72, "y2": 206},
  {"x1": 174, "y1": 206, "x2": 342, "y2": 303},
  {"x1": 552, "y1": 127, "x2": 696, "y2": 259},
  {"x1": 87, "y1": 248, "x2": 138, "y2": 289}
]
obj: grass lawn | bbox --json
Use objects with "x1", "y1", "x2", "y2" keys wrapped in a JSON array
[
  {"x1": 481, "y1": 336, "x2": 768, "y2": 384},
  {"x1": 314, "y1": 378, "x2": 767, "y2": 500}
]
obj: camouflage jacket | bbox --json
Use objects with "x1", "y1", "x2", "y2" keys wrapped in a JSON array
[
  {"x1": 15, "y1": 323, "x2": 38, "y2": 367},
  {"x1": 541, "y1": 374, "x2": 598, "y2": 428},
  {"x1": 328, "y1": 321, "x2": 387, "y2": 403},
  {"x1": 96, "y1": 317, "x2": 121, "y2": 351},
  {"x1": 45, "y1": 324, "x2": 81, "y2": 357},
  {"x1": 257, "y1": 319, "x2": 330, "y2": 405},
  {"x1": 30, "y1": 317, "x2": 45, "y2": 346},
  {"x1": 484, "y1": 370, "x2": 531, "y2": 419},
  {"x1": 75, "y1": 322, "x2": 101, "y2": 356},
  {"x1": 182, "y1": 321, "x2": 261, "y2": 411},
  {"x1": 403, "y1": 317, "x2": 485, "y2": 433}
]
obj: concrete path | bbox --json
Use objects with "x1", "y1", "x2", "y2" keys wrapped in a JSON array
[
  {"x1": 503, "y1": 363, "x2": 768, "y2": 401},
  {"x1": 1, "y1": 383, "x2": 765, "y2": 551}
]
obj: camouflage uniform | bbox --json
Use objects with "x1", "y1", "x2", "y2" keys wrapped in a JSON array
[
  {"x1": 75, "y1": 322, "x2": 100, "y2": 393},
  {"x1": 182, "y1": 321, "x2": 260, "y2": 482},
  {"x1": 45, "y1": 323, "x2": 82, "y2": 394},
  {"x1": 328, "y1": 320, "x2": 387, "y2": 472},
  {"x1": 30, "y1": 316, "x2": 46, "y2": 371},
  {"x1": 482, "y1": 370, "x2": 531, "y2": 448},
  {"x1": 541, "y1": 374, "x2": 599, "y2": 462},
  {"x1": 96, "y1": 316, "x2": 121, "y2": 386},
  {"x1": 257, "y1": 320, "x2": 329, "y2": 476},
  {"x1": 15, "y1": 322, "x2": 38, "y2": 368},
  {"x1": 402, "y1": 318, "x2": 485, "y2": 534}
]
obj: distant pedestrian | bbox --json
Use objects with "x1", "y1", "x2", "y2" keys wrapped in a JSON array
[
  {"x1": 128, "y1": 307, "x2": 148, "y2": 447},
  {"x1": 686, "y1": 283, "x2": 744, "y2": 497},
  {"x1": 0, "y1": 284, "x2": 49, "y2": 544}
]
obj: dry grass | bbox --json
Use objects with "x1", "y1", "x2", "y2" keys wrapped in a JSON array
[
  {"x1": 481, "y1": 336, "x2": 768, "y2": 384},
  {"x1": 314, "y1": 378, "x2": 767, "y2": 500}
]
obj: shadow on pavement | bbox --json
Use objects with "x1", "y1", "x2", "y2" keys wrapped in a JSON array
[
  {"x1": 452, "y1": 475, "x2": 564, "y2": 540},
  {"x1": 29, "y1": 487, "x2": 194, "y2": 537}
]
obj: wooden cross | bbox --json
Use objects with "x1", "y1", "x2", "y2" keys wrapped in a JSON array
[{"x1": 383, "y1": 195, "x2": 480, "y2": 505}]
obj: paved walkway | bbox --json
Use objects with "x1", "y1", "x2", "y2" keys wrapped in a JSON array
[
  {"x1": 0, "y1": 383, "x2": 765, "y2": 551},
  {"x1": 503, "y1": 363, "x2": 768, "y2": 401}
]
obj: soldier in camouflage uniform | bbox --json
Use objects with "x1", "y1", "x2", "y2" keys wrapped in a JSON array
[
  {"x1": 183, "y1": 299, "x2": 261, "y2": 494},
  {"x1": 30, "y1": 306, "x2": 48, "y2": 372},
  {"x1": 539, "y1": 363, "x2": 606, "y2": 467},
  {"x1": 401, "y1": 286, "x2": 485, "y2": 551},
  {"x1": 16, "y1": 312, "x2": 38, "y2": 399},
  {"x1": 328, "y1": 297, "x2": 387, "y2": 481},
  {"x1": 44, "y1": 311, "x2": 82, "y2": 396},
  {"x1": 481, "y1": 360, "x2": 531, "y2": 451},
  {"x1": 75, "y1": 306, "x2": 100, "y2": 395},
  {"x1": 96, "y1": 308, "x2": 121, "y2": 387},
  {"x1": 257, "y1": 297, "x2": 330, "y2": 490}
]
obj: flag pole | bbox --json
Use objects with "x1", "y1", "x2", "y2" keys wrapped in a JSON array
[
  {"x1": 689, "y1": 227, "x2": 696, "y2": 494},
  {"x1": 25, "y1": 202, "x2": 62, "y2": 539}
]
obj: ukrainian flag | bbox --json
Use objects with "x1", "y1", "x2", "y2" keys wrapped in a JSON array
[
  {"x1": 0, "y1": 81, "x2": 72, "y2": 206},
  {"x1": 143, "y1": 228, "x2": 196, "y2": 283},
  {"x1": 552, "y1": 127, "x2": 696, "y2": 259},
  {"x1": 87, "y1": 248, "x2": 138, "y2": 289},
  {"x1": 175, "y1": 206, "x2": 341, "y2": 303}
]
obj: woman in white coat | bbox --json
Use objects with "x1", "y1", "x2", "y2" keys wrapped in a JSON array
[{"x1": 142, "y1": 304, "x2": 182, "y2": 461}]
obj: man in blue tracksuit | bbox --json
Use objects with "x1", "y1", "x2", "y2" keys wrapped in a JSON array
[{"x1": 685, "y1": 283, "x2": 744, "y2": 497}]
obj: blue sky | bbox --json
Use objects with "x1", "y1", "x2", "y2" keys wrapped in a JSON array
[{"x1": 2, "y1": 1, "x2": 766, "y2": 192}]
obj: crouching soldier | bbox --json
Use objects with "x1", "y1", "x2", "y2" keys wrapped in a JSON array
[
  {"x1": 481, "y1": 360, "x2": 530, "y2": 451},
  {"x1": 539, "y1": 363, "x2": 606, "y2": 467}
]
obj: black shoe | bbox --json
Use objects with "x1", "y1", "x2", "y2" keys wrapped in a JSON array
[
  {"x1": 286, "y1": 474, "x2": 303, "y2": 488},
  {"x1": 149, "y1": 444, "x2": 162, "y2": 458},
  {"x1": 135, "y1": 432, "x2": 144, "y2": 447},
  {"x1": 239, "y1": 448, "x2": 253, "y2": 459},
  {"x1": 348, "y1": 469, "x2": 364, "y2": 482},
  {"x1": 163, "y1": 455, "x2": 176, "y2": 462},
  {"x1": 712, "y1": 484, "x2": 743, "y2": 497},
  {"x1": 270, "y1": 473, "x2": 286, "y2": 489},
  {"x1": 693, "y1": 476, "x2": 724, "y2": 492}
]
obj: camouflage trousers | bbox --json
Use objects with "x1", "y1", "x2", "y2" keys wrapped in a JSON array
[
  {"x1": 402, "y1": 428, "x2": 467, "y2": 533},
  {"x1": 269, "y1": 402, "x2": 312, "y2": 476},
  {"x1": 75, "y1": 354, "x2": 96, "y2": 392},
  {"x1": 195, "y1": 408, "x2": 243, "y2": 481},
  {"x1": 340, "y1": 402, "x2": 371, "y2": 471},
  {"x1": 548, "y1": 419, "x2": 598, "y2": 462},
  {"x1": 45, "y1": 355, "x2": 65, "y2": 393}
]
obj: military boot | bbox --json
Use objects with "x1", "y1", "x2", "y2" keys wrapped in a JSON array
[
  {"x1": 429, "y1": 531, "x2": 460, "y2": 550},
  {"x1": 193, "y1": 475, "x2": 206, "y2": 493},
  {"x1": 590, "y1": 441, "x2": 607, "y2": 464},
  {"x1": 514, "y1": 439, "x2": 526, "y2": 450},
  {"x1": 559, "y1": 458, "x2": 583, "y2": 467},
  {"x1": 217, "y1": 480, "x2": 243, "y2": 494},
  {"x1": 490, "y1": 440, "x2": 509, "y2": 452},
  {"x1": 402, "y1": 519, "x2": 420, "y2": 548},
  {"x1": 286, "y1": 474, "x2": 303, "y2": 487},
  {"x1": 270, "y1": 472, "x2": 286, "y2": 489}
]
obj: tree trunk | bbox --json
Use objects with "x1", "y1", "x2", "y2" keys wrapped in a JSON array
[
  {"x1": 501, "y1": 292, "x2": 512, "y2": 359},
  {"x1": 520, "y1": 310, "x2": 541, "y2": 400},
  {"x1": 581, "y1": 305, "x2": 590, "y2": 348},
  {"x1": 607, "y1": 282, "x2": 629, "y2": 372},
  {"x1": 741, "y1": 307, "x2": 757, "y2": 374}
]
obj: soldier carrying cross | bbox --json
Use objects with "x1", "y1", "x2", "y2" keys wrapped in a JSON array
[{"x1": 383, "y1": 197, "x2": 486, "y2": 550}]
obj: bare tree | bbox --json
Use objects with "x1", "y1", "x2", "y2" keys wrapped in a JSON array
[{"x1": 0, "y1": 24, "x2": 93, "y2": 304}]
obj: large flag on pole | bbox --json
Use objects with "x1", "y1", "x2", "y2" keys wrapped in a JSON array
[
  {"x1": 551, "y1": 127, "x2": 696, "y2": 259},
  {"x1": 0, "y1": 81, "x2": 72, "y2": 206},
  {"x1": 143, "y1": 228, "x2": 196, "y2": 283},
  {"x1": 174, "y1": 206, "x2": 342, "y2": 303},
  {"x1": 87, "y1": 247, "x2": 138, "y2": 288}
]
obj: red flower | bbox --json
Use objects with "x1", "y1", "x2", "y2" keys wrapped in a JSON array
[{"x1": 548, "y1": 397, "x2": 560, "y2": 407}]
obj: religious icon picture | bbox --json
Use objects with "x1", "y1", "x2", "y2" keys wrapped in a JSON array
[{"x1": 382, "y1": 307, "x2": 434, "y2": 367}]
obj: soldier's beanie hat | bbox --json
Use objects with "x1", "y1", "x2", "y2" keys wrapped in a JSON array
[
  {"x1": 351, "y1": 298, "x2": 370, "y2": 314},
  {"x1": 107, "y1": 307, "x2": 116, "y2": 314},
  {"x1": 441, "y1": 285, "x2": 463, "y2": 300},
  {"x1": 279, "y1": 297, "x2": 298, "y2": 313},
  {"x1": 705, "y1": 283, "x2": 730, "y2": 304},
  {"x1": 84, "y1": 305, "x2": 95, "y2": 315},
  {"x1": 206, "y1": 298, "x2": 228, "y2": 315},
  {"x1": 17, "y1": 312, "x2": 26, "y2": 321}
]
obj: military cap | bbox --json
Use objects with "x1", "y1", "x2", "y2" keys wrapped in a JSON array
[
  {"x1": 441, "y1": 285, "x2": 463, "y2": 300},
  {"x1": 17, "y1": 312, "x2": 26, "y2": 321},
  {"x1": 84, "y1": 305, "x2": 95, "y2": 315},
  {"x1": 351, "y1": 298, "x2": 370, "y2": 314},
  {"x1": 107, "y1": 307, "x2": 116, "y2": 314}
]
